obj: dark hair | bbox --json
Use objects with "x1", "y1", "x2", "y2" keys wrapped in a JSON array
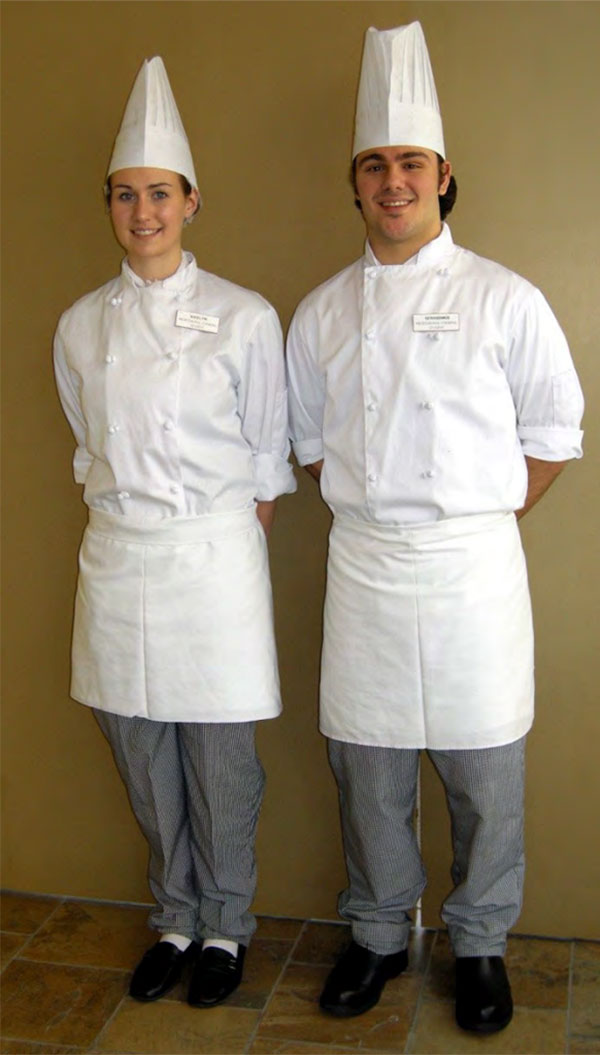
[
  {"x1": 350, "y1": 153, "x2": 457, "y2": 220},
  {"x1": 437, "y1": 155, "x2": 457, "y2": 220},
  {"x1": 104, "y1": 172, "x2": 197, "y2": 211}
]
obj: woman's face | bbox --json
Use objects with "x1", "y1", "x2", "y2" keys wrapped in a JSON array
[{"x1": 108, "y1": 167, "x2": 199, "y2": 279}]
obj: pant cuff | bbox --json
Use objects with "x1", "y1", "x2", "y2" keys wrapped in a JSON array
[
  {"x1": 449, "y1": 936, "x2": 507, "y2": 958},
  {"x1": 152, "y1": 926, "x2": 197, "y2": 942},
  {"x1": 350, "y1": 923, "x2": 410, "y2": 956}
]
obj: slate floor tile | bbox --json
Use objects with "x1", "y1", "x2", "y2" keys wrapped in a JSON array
[
  {"x1": 0, "y1": 958, "x2": 127, "y2": 1047},
  {"x1": 408, "y1": 998, "x2": 568, "y2": 1054},
  {"x1": 1, "y1": 932, "x2": 30, "y2": 970},
  {"x1": 95, "y1": 998, "x2": 259, "y2": 1054},
  {"x1": 0, "y1": 894, "x2": 59, "y2": 935},
  {"x1": 571, "y1": 942, "x2": 600, "y2": 1038},
  {"x1": 22, "y1": 900, "x2": 151, "y2": 970}
]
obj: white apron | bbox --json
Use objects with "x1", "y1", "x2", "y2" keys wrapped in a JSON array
[
  {"x1": 71, "y1": 507, "x2": 281, "y2": 722},
  {"x1": 320, "y1": 512, "x2": 534, "y2": 750}
]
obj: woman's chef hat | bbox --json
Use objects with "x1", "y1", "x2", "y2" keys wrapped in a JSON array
[
  {"x1": 107, "y1": 57, "x2": 199, "y2": 191},
  {"x1": 352, "y1": 22, "x2": 445, "y2": 160}
]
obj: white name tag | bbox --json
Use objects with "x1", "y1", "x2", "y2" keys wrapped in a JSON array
[
  {"x1": 175, "y1": 310, "x2": 220, "y2": 333},
  {"x1": 413, "y1": 312, "x2": 459, "y2": 332}
]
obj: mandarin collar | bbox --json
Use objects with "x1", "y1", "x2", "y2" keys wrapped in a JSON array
[
  {"x1": 120, "y1": 250, "x2": 197, "y2": 295},
  {"x1": 363, "y1": 223, "x2": 454, "y2": 272}
]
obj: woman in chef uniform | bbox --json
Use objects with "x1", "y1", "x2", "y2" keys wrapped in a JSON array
[{"x1": 54, "y1": 57, "x2": 296, "y2": 1008}]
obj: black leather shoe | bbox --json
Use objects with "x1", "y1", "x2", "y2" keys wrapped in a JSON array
[
  {"x1": 129, "y1": 940, "x2": 196, "y2": 1002},
  {"x1": 319, "y1": 940, "x2": 408, "y2": 1017},
  {"x1": 188, "y1": 945, "x2": 246, "y2": 1007},
  {"x1": 455, "y1": 955, "x2": 513, "y2": 1033}
]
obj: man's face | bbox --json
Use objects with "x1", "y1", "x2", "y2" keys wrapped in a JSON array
[{"x1": 354, "y1": 146, "x2": 451, "y2": 264}]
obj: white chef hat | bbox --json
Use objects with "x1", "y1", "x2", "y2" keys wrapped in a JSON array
[
  {"x1": 352, "y1": 22, "x2": 445, "y2": 160},
  {"x1": 107, "y1": 57, "x2": 199, "y2": 192}
]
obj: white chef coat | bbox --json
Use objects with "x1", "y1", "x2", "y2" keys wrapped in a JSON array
[
  {"x1": 55, "y1": 252, "x2": 296, "y2": 518},
  {"x1": 54, "y1": 251, "x2": 296, "y2": 721},
  {"x1": 287, "y1": 225, "x2": 583, "y2": 525},
  {"x1": 286, "y1": 224, "x2": 584, "y2": 749}
]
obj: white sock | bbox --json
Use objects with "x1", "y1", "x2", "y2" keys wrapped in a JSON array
[
  {"x1": 202, "y1": 938, "x2": 239, "y2": 956},
  {"x1": 159, "y1": 933, "x2": 192, "y2": 952}
]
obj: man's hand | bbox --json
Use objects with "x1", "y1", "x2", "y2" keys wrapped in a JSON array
[
  {"x1": 305, "y1": 459, "x2": 323, "y2": 482},
  {"x1": 256, "y1": 500, "x2": 276, "y2": 538},
  {"x1": 516, "y1": 456, "x2": 568, "y2": 520}
]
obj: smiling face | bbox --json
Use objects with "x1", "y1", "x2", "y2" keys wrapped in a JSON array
[
  {"x1": 108, "y1": 167, "x2": 199, "y2": 280},
  {"x1": 354, "y1": 146, "x2": 452, "y2": 264}
]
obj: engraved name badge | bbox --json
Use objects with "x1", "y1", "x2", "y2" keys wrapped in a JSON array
[
  {"x1": 175, "y1": 310, "x2": 220, "y2": 333},
  {"x1": 412, "y1": 313, "x2": 459, "y2": 332}
]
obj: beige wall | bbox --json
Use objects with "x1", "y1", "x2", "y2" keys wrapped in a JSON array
[{"x1": 2, "y1": 1, "x2": 598, "y2": 939}]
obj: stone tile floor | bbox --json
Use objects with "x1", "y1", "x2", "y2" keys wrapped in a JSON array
[{"x1": 1, "y1": 892, "x2": 598, "y2": 1054}]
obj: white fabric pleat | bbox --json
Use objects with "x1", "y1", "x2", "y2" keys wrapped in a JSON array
[
  {"x1": 72, "y1": 508, "x2": 281, "y2": 722},
  {"x1": 320, "y1": 512, "x2": 534, "y2": 749}
]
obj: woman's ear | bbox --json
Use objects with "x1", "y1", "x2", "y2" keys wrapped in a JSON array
[{"x1": 185, "y1": 187, "x2": 200, "y2": 218}]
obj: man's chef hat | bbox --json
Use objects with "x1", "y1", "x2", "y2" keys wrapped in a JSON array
[
  {"x1": 352, "y1": 22, "x2": 445, "y2": 160},
  {"x1": 107, "y1": 57, "x2": 199, "y2": 191}
]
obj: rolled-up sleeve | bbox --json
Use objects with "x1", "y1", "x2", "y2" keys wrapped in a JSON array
[
  {"x1": 53, "y1": 322, "x2": 93, "y2": 483},
  {"x1": 286, "y1": 308, "x2": 326, "y2": 466},
  {"x1": 507, "y1": 289, "x2": 584, "y2": 461},
  {"x1": 237, "y1": 305, "x2": 296, "y2": 500}
]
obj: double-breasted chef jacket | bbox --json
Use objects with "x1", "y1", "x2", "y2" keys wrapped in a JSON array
[
  {"x1": 54, "y1": 251, "x2": 296, "y2": 723},
  {"x1": 286, "y1": 224, "x2": 584, "y2": 750}
]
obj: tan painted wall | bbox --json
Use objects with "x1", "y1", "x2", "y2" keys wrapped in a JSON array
[{"x1": 2, "y1": 1, "x2": 598, "y2": 939}]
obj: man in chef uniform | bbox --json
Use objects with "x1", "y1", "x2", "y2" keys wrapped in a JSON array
[
  {"x1": 286, "y1": 23, "x2": 584, "y2": 1034},
  {"x1": 54, "y1": 58, "x2": 295, "y2": 1007}
]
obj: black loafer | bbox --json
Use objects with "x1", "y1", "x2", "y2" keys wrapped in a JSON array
[
  {"x1": 188, "y1": 944, "x2": 246, "y2": 1007},
  {"x1": 319, "y1": 940, "x2": 408, "y2": 1017},
  {"x1": 129, "y1": 940, "x2": 196, "y2": 1002},
  {"x1": 455, "y1": 955, "x2": 513, "y2": 1033}
]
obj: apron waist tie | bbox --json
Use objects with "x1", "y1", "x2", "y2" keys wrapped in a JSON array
[
  {"x1": 86, "y1": 506, "x2": 258, "y2": 546},
  {"x1": 332, "y1": 511, "x2": 512, "y2": 547}
]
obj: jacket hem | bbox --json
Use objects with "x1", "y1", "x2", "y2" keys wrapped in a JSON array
[
  {"x1": 319, "y1": 717, "x2": 533, "y2": 751},
  {"x1": 75, "y1": 695, "x2": 282, "y2": 723}
]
